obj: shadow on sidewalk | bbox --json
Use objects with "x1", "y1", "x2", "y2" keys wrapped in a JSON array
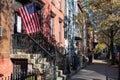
[
  {"x1": 70, "y1": 78, "x2": 103, "y2": 80},
  {"x1": 68, "y1": 59, "x2": 118, "y2": 80},
  {"x1": 84, "y1": 60, "x2": 118, "y2": 79}
]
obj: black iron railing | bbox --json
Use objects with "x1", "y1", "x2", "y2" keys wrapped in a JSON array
[
  {"x1": 56, "y1": 46, "x2": 67, "y2": 74},
  {"x1": 12, "y1": 32, "x2": 68, "y2": 80},
  {"x1": 0, "y1": 72, "x2": 38, "y2": 80},
  {"x1": 12, "y1": 33, "x2": 54, "y2": 56},
  {"x1": 12, "y1": 33, "x2": 90, "y2": 80},
  {"x1": 12, "y1": 33, "x2": 56, "y2": 80}
]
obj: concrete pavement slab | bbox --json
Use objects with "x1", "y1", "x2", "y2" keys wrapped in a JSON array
[{"x1": 68, "y1": 60, "x2": 118, "y2": 80}]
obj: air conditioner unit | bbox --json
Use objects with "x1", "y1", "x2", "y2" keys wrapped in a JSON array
[{"x1": 0, "y1": 26, "x2": 2, "y2": 36}]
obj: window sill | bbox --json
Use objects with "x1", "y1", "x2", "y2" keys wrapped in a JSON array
[{"x1": 51, "y1": 1, "x2": 55, "y2": 6}]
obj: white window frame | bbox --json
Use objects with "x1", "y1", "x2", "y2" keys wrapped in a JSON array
[
  {"x1": 51, "y1": 0, "x2": 54, "y2": 3},
  {"x1": 0, "y1": 26, "x2": 2, "y2": 36},
  {"x1": 59, "y1": 20, "x2": 62, "y2": 42},
  {"x1": 50, "y1": 17, "x2": 54, "y2": 36},
  {"x1": 59, "y1": 0, "x2": 62, "y2": 10}
]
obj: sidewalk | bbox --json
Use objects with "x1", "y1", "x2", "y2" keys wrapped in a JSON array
[{"x1": 68, "y1": 59, "x2": 118, "y2": 80}]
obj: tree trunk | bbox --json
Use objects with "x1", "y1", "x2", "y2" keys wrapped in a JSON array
[
  {"x1": 106, "y1": 48, "x2": 110, "y2": 59},
  {"x1": 110, "y1": 29, "x2": 114, "y2": 64}
]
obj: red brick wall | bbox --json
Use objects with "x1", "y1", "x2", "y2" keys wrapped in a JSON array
[
  {"x1": 0, "y1": 1, "x2": 13, "y2": 79},
  {"x1": 42, "y1": 0, "x2": 65, "y2": 47}
]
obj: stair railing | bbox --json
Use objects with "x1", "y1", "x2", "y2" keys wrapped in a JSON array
[{"x1": 12, "y1": 32, "x2": 57, "y2": 80}]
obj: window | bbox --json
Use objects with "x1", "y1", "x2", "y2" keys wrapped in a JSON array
[
  {"x1": 50, "y1": 12, "x2": 56, "y2": 37},
  {"x1": 51, "y1": 0, "x2": 54, "y2": 4},
  {"x1": 50, "y1": 17, "x2": 54, "y2": 36},
  {"x1": 14, "y1": 1, "x2": 23, "y2": 34},
  {"x1": 36, "y1": 1, "x2": 44, "y2": 27},
  {"x1": 38, "y1": 9, "x2": 44, "y2": 26},
  {"x1": 59, "y1": 18, "x2": 62, "y2": 42},
  {"x1": 0, "y1": 26, "x2": 2, "y2": 36},
  {"x1": 59, "y1": 0, "x2": 62, "y2": 10}
]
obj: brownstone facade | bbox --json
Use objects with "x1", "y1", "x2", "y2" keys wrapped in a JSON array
[{"x1": 0, "y1": 0, "x2": 13, "y2": 79}]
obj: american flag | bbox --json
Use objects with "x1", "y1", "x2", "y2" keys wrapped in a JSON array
[{"x1": 18, "y1": 3, "x2": 41, "y2": 34}]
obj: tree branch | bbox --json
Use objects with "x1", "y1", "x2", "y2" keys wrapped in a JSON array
[{"x1": 101, "y1": 29, "x2": 111, "y2": 38}]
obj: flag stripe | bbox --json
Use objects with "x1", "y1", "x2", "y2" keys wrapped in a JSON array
[
  {"x1": 18, "y1": 8, "x2": 29, "y2": 33},
  {"x1": 31, "y1": 14, "x2": 37, "y2": 32},
  {"x1": 33, "y1": 14, "x2": 38, "y2": 32},
  {"x1": 35, "y1": 13, "x2": 41, "y2": 32},
  {"x1": 34, "y1": 13, "x2": 39, "y2": 32},
  {"x1": 18, "y1": 3, "x2": 41, "y2": 34},
  {"x1": 35, "y1": 13, "x2": 39, "y2": 32},
  {"x1": 29, "y1": 13, "x2": 35, "y2": 33},
  {"x1": 22, "y1": 7, "x2": 31, "y2": 33}
]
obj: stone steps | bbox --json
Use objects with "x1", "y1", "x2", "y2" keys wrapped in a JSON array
[{"x1": 10, "y1": 53, "x2": 66, "y2": 80}]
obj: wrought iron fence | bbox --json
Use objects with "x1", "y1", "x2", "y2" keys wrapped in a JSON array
[
  {"x1": 12, "y1": 33, "x2": 90, "y2": 80},
  {"x1": 12, "y1": 33, "x2": 56, "y2": 80},
  {"x1": 56, "y1": 47, "x2": 67, "y2": 74},
  {"x1": 12, "y1": 33, "x2": 54, "y2": 56},
  {"x1": 0, "y1": 72, "x2": 37, "y2": 80},
  {"x1": 12, "y1": 32, "x2": 68, "y2": 80}
]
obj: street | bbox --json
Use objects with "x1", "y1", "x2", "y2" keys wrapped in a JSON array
[{"x1": 68, "y1": 59, "x2": 118, "y2": 80}]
